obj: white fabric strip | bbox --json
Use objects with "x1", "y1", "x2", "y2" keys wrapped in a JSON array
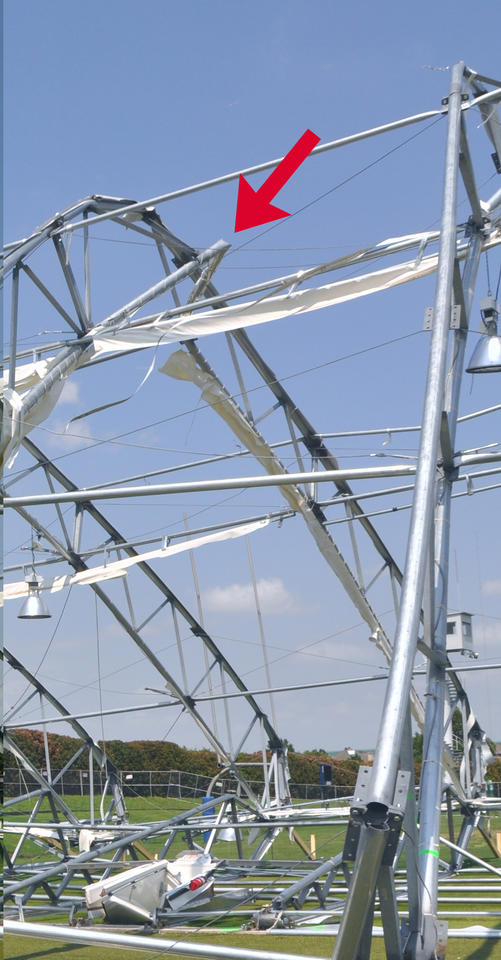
[
  {"x1": 2, "y1": 518, "x2": 270, "y2": 602},
  {"x1": 91, "y1": 253, "x2": 442, "y2": 354}
]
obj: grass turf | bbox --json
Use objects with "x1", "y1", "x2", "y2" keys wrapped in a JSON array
[
  {"x1": 5, "y1": 930, "x2": 501, "y2": 960},
  {"x1": 5, "y1": 795, "x2": 501, "y2": 958}
]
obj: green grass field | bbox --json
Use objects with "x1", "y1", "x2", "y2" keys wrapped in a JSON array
[
  {"x1": 4, "y1": 794, "x2": 501, "y2": 959},
  {"x1": 6, "y1": 793, "x2": 500, "y2": 861},
  {"x1": 5, "y1": 930, "x2": 501, "y2": 960}
]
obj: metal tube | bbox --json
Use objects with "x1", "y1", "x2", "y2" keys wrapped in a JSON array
[
  {"x1": 52, "y1": 235, "x2": 89, "y2": 332},
  {"x1": 20, "y1": 263, "x2": 80, "y2": 334},
  {"x1": 5, "y1": 340, "x2": 93, "y2": 435},
  {"x1": 399, "y1": 710, "x2": 421, "y2": 932},
  {"x1": 464, "y1": 67, "x2": 501, "y2": 87},
  {"x1": 185, "y1": 514, "x2": 220, "y2": 745},
  {"x1": 115, "y1": 232, "x2": 492, "y2": 336},
  {"x1": 369, "y1": 61, "x2": 465, "y2": 809},
  {"x1": 98, "y1": 239, "x2": 229, "y2": 329},
  {"x1": 273, "y1": 854, "x2": 343, "y2": 908},
  {"x1": 88, "y1": 751, "x2": 94, "y2": 827},
  {"x1": 55, "y1": 109, "x2": 444, "y2": 236},
  {"x1": 83, "y1": 213, "x2": 91, "y2": 326},
  {"x1": 2, "y1": 198, "x2": 94, "y2": 275},
  {"x1": 247, "y1": 536, "x2": 277, "y2": 729},
  {"x1": 457, "y1": 451, "x2": 501, "y2": 466},
  {"x1": 96, "y1": 229, "x2": 488, "y2": 331},
  {"x1": 331, "y1": 824, "x2": 388, "y2": 959},
  {"x1": 3, "y1": 228, "x2": 439, "y2": 335},
  {"x1": 6, "y1": 465, "x2": 498, "y2": 572},
  {"x1": 330, "y1": 61, "x2": 466, "y2": 960},
  {"x1": 10, "y1": 454, "x2": 497, "y2": 507},
  {"x1": 417, "y1": 229, "x2": 483, "y2": 917},
  {"x1": 4, "y1": 509, "x2": 293, "y2": 570},
  {"x1": 4, "y1": 922, "x2": 325, "y2": 960},
  {"x1": 39, "y1": 695, "x2": 52, "y2": 784},
  {"x1": 8, "y1": 266, "x2": 20, "y2": 390},
  {"x1": 486, "y1": 185, "x2": 501, "y2": 214},
  {"x1": 14, "y1": 440, "x2": 285, "y2": 754},
  {"x1": 4, "y1": 795, "x2": 237, "y2": 898},
  {"x1": 3, "y1": 463, "x2": 418, "y2": 507},
  {"x1": 7, "y1": 661, "x2": 500, "y2": 729},
  {"x1": 459, "y1": 119, "x2": 483, "y2": 226},
  {"x1": 439, "y1": 836, "x2": 501, "y2": 877}
]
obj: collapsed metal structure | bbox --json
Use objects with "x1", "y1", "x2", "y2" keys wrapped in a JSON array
[{"x1": 2, "y1": 62, "x2": 501, "y2": 958}]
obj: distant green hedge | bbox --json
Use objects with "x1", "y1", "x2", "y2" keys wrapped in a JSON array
[
  {"x1": 6, "y1": 729, "x2": 361, "y2": 785},
  {"x1": 8, "y1": 728, "x2": 499, "y2": 784}
]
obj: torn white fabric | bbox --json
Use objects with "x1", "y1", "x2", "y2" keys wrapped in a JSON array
[
  {"x1": 2, "y1": 518, "x2": 270, "y2": 603},
  {"x1": 1, "y1": 378, "x2": 65, "y2": 468},
  {"x1": 3, "y1": 226, "x2": 500, "y2": 466},
  {"x1": 1, "y1": 357, "x2": 56, "y2": 394},
  {"x1": 87, "y1": 225, "x2": 500, "y2": 355},
  {"x1": 92, "y1": 253, "x2": 442, "y2": 354}
]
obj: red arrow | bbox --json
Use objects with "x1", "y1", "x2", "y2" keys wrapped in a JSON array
[{"x1": 234, "y1": 129, "x2": 320, "y2": 232}]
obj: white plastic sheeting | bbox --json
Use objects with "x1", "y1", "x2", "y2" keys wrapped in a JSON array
[
  {"x1": 90, "y1": 225, "x2": 500, "y2": 355},
  {"x1": 92, "y1": 250, "x2": 441, "y2": 354},
  {"x1": 3, "y1": 225, "x2": 500, "y2": 463},
  {"x1": 2, "y1": 518, "x2": 270, "y2": 602}
]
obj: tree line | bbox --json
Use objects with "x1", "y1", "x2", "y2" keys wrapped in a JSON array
[{"x1": 7, "y1": 728, "x2": 500, "y2": 784}]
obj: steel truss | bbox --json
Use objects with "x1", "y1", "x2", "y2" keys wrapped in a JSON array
[
  {"x1": 2, "y1": 61, "x2": 501, "y2": 957},
  {"x1": 5, "y1": 437, "x2": 292, "y2": 807}
]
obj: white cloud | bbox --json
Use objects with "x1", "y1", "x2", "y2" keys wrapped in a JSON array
[
  {"x1": 59, "y1": 379, "x2": 80, "y2": 404},
  {"x1": 204, "y1": 577, "x2": 300, "y2": 615},
  {"x1": 482, "y1": 579, "x2": 501, "y2": 597},
  {"x1": 40, "y1": 418, "x2": 94, "y2": 450}
]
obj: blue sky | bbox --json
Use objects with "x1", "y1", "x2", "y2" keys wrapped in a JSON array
[{"x1": 3, "y1": 0, "x2": 500, "y2": 756}]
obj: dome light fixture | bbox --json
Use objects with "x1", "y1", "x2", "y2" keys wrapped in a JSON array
[
  {"x1": 466, "y1": 296, "x2": 501, "y2": 374},
  {"x1": 17, "y1": 574, "x2": 52, "y2": 620}
]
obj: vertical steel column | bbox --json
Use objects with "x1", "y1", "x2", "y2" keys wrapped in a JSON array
[
  {"x1": 89, "y1": 751, "x2": 95, "y2": 826},
  {"x1": 8, "y1": 265, "x2": 20, "y2": 390},
  {"x1": 332, "y1": 62, "x2": 465, "y2": 960},
  {"x1": 184, "y1": 515, "x2": 220, "y2": 747},
  {"x1": 83, "y1": 212, "x2": 92, "y2": 326},
  {"x1": 246, "y1": 536, "x2": 278, "y2": 731},
  {"x1": 333, "y1": 824, "x2": 388, "y2": 959},
  {"x1": 417, "y1": 228, "x2": 483, "y2": 934},
  {"x1": 369, "y1": 61, "x2": 465, "y2": 808},
  {"x1": 399, "y1": 711, "x2": 420, "y2": 933},
  {"x1": 39, "y1": 694, "x2": 52, "y2": 784}
]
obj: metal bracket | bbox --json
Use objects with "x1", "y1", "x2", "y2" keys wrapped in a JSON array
[
  {"x1": 342, "y1": 765, "x2": 372, "y2": 861},
  {"x1": 441, "y1": 93, "x2": 469, "y2": 105},
  {"x1": 423, "y1": 305, "x2": 461, "y2": 330},
  {"x1": 402, "y1": 916, "x2": 448, "y2": 959},
  {"x1": 423, "y1": 307, "x2": 433, "y2": 330},
  {"x1": 349, "y1": 764, "x2": 372, "y2": 818},
  {"x1": 439, "y1": 411, "x2": 455, "y2": 473},
  {"x1": 343, "y1": 767, "x2": 410, "y2": 864},
  {"x1": 450, "y1": 304, "x2": 462, "y2": 329}
]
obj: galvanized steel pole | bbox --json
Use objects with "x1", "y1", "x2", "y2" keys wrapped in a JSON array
[
  {"x1": 332, "y1": 61, "x2": 465, "y2": 960},
  {"x1": 369, "y1": 61, "x2": 465, "y2": 807},
  {"x1": 416, "y1": 229, "x2": 484, "y2": 926},
  {"x1": 2, "y1": 464, "x2": 418, "y2": 507},
  {"x1": 4, "y1": 922, "x2": 323, "y2": 960}
]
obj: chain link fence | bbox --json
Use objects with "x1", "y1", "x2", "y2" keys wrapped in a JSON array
[
  {"x1": 4, "y1": 767, "x2": 356, "y2": 801},
  {"x1": 5, "y1": 767, "x2": 500, "y2": 801}
]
